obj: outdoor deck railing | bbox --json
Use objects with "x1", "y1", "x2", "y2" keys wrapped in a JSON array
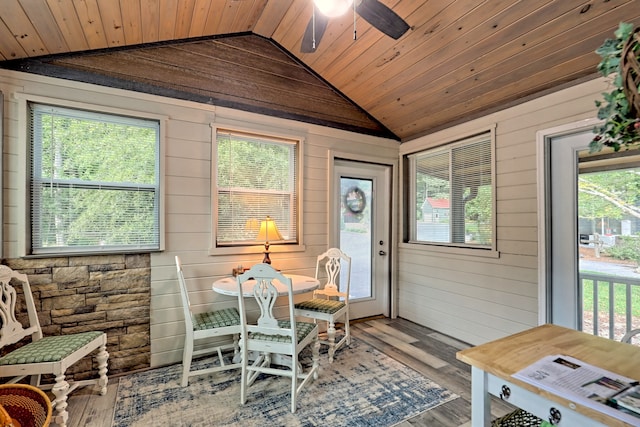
[{"x1": 579, "y1": 272, "x2": 640, "y2": 341}]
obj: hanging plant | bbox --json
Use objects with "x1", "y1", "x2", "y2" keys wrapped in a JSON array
[{"x1": 590, "y1": 22, "x2": 640, "y2": 153}]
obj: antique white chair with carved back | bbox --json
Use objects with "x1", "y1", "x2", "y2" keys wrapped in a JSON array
[
  {"x1": 175, "y1": 256, "x2": 241, "y2": 386},
  {"x1": 0, "y1": 264, "x2": 108, "y2": 427},
  {"x1": 235, "y1": 263, "x2": 319, "y2": 413},
  {"x1": 294, "y1": 247, "x2": 352, "y2": 362}
]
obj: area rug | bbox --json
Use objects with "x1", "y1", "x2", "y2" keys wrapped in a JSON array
[{"x1": 112, "y1": 338, "x2": 458, "y2": 426}]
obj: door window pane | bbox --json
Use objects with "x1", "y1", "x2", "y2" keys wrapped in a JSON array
[{"x1": 340, "y1": 178, "x2": 372, "y2": 299}]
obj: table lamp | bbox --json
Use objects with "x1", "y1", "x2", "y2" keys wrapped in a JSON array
[
  {"x1": 245, "y1": 218, "x2": 260, "y2": 233},
  {"x1": 256, "y1": 216, "x2": 283, "y2": 264}
]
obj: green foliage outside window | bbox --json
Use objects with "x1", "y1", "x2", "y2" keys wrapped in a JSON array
[
  {"x1": 216, "y1": 131, "x2": 298, "y2": 245},
  {"x1": 464, "y1": 185, "x2": 492, "y2": 245},
  {"x1": 604, "y1": 235, "x2": 640, "y2": 262},
  {"x1": 579, "y1": 167, "x2": 640, "y2": 263},
  {"x1": 31, "y1": 104, "x2": 159, "y2": 252},
  {"x1": 590, "y1": 22, "x2": 640, "y2": 152}
]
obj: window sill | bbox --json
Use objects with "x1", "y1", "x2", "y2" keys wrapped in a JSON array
[
  {"x1": 23, "y1": 248, "x2": 161, "y2": 258},
  {"x1": 398, "y1": 242, "x2": 500, "y2": 258},
  {"x1": 208, "y1": 243, "x2": 306, "y2": 257}
]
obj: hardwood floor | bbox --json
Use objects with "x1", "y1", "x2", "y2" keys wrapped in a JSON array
[{"x1": 65, "y1": 317, "x2": 518, "y2": 426}]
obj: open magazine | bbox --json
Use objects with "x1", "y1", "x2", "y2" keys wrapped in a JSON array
[{"x1": 512, "y1": 354, "x2": 640, "y2": 425}]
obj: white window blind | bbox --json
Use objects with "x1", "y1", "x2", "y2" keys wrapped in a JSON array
[
  {"x1": 216, "y1": 129, "x2": 298, "y2": 246},
  {"x1": 409, "y1": 133, "x2": 493, "y2": 248},
  {"x1": 29, "y1": 103, "x2": 160, "y2": 254}
]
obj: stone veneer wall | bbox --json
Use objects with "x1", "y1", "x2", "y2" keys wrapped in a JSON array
[{"x1": 2, "y1": 253, "x2": 151, "y2": 379}]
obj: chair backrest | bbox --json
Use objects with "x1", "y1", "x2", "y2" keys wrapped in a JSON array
[
  {"x1": 0, "y1": 265, "x2": 42, "y2": 349},
  {"x1": 314, "y1": 248, "x2": 351, "y2": 298},
  {"x1": 175, "y1": 256, "x2": 195, "y2": 331},
  {"x1": 236, "y1": 264, "x2": 296, "y2": 342}
]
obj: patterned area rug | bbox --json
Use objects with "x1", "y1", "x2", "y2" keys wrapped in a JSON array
[{"x1": 112, "y1": 338, "x2": 457, "y2": 426}]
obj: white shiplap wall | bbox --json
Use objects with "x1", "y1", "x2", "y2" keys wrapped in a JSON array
[
  {"x1": 0, "y1": 68, "x2": 610, "y2": 360},
  {"x1": 397, "y1": 77, "x2": 609, "y2": 346},
  {"x1": 0, "y1": 69, "x2": 399, "y2": 367}
]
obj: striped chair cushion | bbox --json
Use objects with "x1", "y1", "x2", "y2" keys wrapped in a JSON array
[
  {"x1": 192, "y1": 307, "x2": 240, "y2": 331},
  {"x1": 0, "y1": 331, "x2": 104, "y2": 365},
  {"x1": 249, "y1": 320, "x2": 316, "y2": 343},
  {"x1": 295, "y1": 298, "x2": 345, "y2": 314}
]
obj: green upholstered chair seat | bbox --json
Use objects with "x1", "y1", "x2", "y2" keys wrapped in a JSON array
[
  {"x1": 491, "y1": 409, "x2": 544, "y2": 427},
  {"x1": 249, "y1": 320, "x2": 316, "y2": 343},
  {"x1": 295, "y1": 298, "x2": 345, "y2": 314},
  {"x1": 176, "y1": 256, "x2": 241, "y2": 388},
  {"x1": 0, "y1": 265, "x2": 109, "y2": 427},
  {"x1": 0, "y1": 331, "x2": 104, "y2": 365},
  {"x1": 192, "y1": 307, "x2": 240, "y2": 331},
  {"x1": 236, "y1": 264, "x2": 320, "y2": 413}
]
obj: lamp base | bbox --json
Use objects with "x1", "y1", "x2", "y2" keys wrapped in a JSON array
[{"x1": 262, "y1": 251, "x2": 272, "y2": 264}]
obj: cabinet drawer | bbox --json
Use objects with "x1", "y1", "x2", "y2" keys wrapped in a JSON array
[{"x1": 487, "y1": 374, "x2": 607, "y2": 427}]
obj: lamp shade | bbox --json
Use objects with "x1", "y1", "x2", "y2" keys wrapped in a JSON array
[
  {"x1": 245, "y1": 218, "x2": 260, "y2": 232},
  {"x1": 313, "y1": 0, "x2": 353, "y2": 17},
  {"x1": 256, "y1": 216, "x2": 283, "y2": 243}
]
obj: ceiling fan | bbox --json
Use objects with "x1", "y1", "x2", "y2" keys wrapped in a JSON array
[{"x1": 301, "y1": 0, "x2": 410, "y2": 53}]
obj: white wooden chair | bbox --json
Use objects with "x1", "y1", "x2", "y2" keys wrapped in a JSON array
[
  {"x1": 294, "y1": 247, "x2": 352, "y2": 362},
  {"x1": 621, "y1": 328, "x2": 640, "y2": 345},
  {"x1": 0, "y1": 265, "x2": 108, "y2": 427},
  {"x1": 236, "y1": 263, "x2": 319, "y2": 413},
  {"x1": 175, "y1": 256, "x2": 241, "y2": 386}
]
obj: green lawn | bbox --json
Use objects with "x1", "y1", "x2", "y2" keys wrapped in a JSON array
[{"x1": 581, "y1": 276, "x2": 640, "y2": 318}]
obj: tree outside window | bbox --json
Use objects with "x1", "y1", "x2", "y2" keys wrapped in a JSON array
[
  {"x1": 215, "y1": 129, "x2": 299, "y2": 247},
  {"x1": 29, "y1": 103, "x2": 160, "y2": 254}
]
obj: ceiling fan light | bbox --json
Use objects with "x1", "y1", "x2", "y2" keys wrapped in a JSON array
[{"x1": 313, "y1": 0, "x2": 354, "y2": 17}]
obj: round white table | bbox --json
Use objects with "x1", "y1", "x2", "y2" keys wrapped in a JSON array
[{"x1": 212, "y1": 274, "x2": 319, "y2": 297}]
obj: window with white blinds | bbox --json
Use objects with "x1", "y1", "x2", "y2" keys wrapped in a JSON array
[
  {"x1": 29, "y1": 103, "x2": 160, "y2": 254},
  {"x1": 215, "y1": 129, "x2": 299, "y2": 247},
  {"x1": 407, "y1": 132, "x2": 494, "y2": 249}
]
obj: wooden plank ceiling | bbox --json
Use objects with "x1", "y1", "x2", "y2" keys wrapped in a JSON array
[{"x1": 0, "y1": 0, "x2": 638, "y2": 142}]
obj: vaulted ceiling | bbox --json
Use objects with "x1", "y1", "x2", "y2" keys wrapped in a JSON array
[{"x1": 0, "y1": 1, "x2": 638, "y2": 142}]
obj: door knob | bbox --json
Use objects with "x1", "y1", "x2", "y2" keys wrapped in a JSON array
[{"x1": 379, "y1": 250, "x2": 386, "y2": 256}]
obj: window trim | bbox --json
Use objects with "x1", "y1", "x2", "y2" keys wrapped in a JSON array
[
  {"x1": 401, "y1": 126, "x2": 499, "y2": 257},
  {"x1": 209, "y1": 124, "x2": 305, "y2": 256},
  {"x1": 0, "y1": 91, "x2": 3, "y2": 259},
  {"x1": 16, "y1": 93, "x2": 166, "y2": 257}
]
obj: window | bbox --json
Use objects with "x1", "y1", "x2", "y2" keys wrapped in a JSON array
[
  {"x1": 29, "y1": 103, "x2": 161, "y2": 254},
  {"x1": 406, "y1": 132, "x2": 494, "y2": 249},
  {"x1": 215, "y1": 129, "x2": 299, "y2": 248}
]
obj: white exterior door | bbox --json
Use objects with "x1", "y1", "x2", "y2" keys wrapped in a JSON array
[
  {"x1": 333, "y1": 159, "x2": 392, "y2": 319},
  {"x1": 548, "y1": 130, "x2": 591, "y2": 328}
]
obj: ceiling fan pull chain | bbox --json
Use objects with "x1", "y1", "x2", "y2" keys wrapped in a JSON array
[
  {"x1": 312, "y1": 6, "x2": 317, "y2": 50},
  {"x1": 353, "y1": 1, "x2": 357, "y2": 40}
]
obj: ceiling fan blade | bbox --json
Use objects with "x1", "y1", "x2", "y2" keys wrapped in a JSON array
[
  {"x1": 301, "y1": 11, "x2": 329, "y2": 53},
  {"x1": 356, "y1": 0, "x2": 410, "y2": 40}
]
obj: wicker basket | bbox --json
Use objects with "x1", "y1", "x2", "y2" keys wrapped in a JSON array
[
  {"x1": 0, "y1": 385, "x2": 52, "y2": 427},
  {"x1": 621, "y1": 26, "x2": 640, "y2": 118}
]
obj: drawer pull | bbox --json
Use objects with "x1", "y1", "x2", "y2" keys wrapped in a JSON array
[
  {"x1": 548, "y1": 407, "x2": 562, "y2": 425},
  {"x1": 499, "y1": 385, "x2": 511, "y2": 400}
]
